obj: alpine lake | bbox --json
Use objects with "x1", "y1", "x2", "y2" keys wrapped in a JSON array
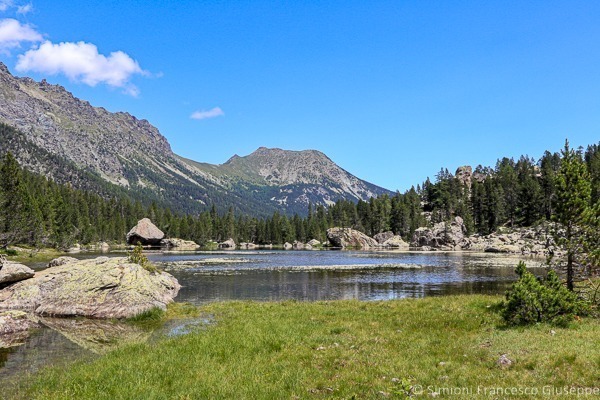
[{"x1": 0, "y1": 249, "x2": 548, "y2": 387}]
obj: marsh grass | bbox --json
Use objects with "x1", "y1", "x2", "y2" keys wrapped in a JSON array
[{"x1": 7, "y1": 296, "x2": 600, "y2": 399}]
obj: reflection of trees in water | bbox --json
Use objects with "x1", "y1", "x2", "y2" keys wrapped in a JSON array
[{"x1": 175, "y1": 263, "x2": 536, "y2": 304}]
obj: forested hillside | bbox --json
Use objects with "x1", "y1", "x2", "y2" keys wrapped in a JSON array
[{"x1": 1, "y1": 138, "x2": 598, "y2": 250}]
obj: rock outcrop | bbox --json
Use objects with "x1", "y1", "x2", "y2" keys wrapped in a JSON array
[
  {"x1": 0, "y1": 262, "x2": 35, "y2": 285},
  {"x1": 0, "y1": 257, "x2": 180, "y2": 319},
  {"x1": 463, "y1": 225, "x2": 558, "y2": 256},
  {"x1": 218, "y1": 238, "x2": 236, "y2": 249},
  {"x1": 0, "y1": 310, "x2": 39, "y2": 348},
  {"x1": 161, "y1": 238, "x2": 199, "y2": 250},
  {"x1": 373, "y1": 231, "x2": 394, "y2": 244},
  {"x1": 411, "y1": 217, "x2": 467, "y2": 250},
  {"x1": 126, "y1": 218, "x2": 165, "y2": 245},
  {"x1": 455, "y1": 166, "x2": 473, "y2": 188},
  {"x1": 327, "y1": 228, "x2": 379, "y2": 248}
]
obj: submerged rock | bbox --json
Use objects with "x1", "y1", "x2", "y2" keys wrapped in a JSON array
[
  {"x1": 0, "y1": 257, "x2": 180, "y2": 319},
  {"x1": 126, "y1": 218, "x2": 165, "y2": 245},
  {"x1": 0, "y1": 262, "x2": 35, "y2": 285},
  {"x1": 326, "y1": 228, "x2": 379, "y2": 248}
]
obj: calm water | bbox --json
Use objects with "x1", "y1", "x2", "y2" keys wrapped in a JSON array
[
  {"x1": 1, "y1": 250, "x2": 547, "y2": 385},
  {"x1": 149, "y1": 249, "x2": 547, "y2": 302}
]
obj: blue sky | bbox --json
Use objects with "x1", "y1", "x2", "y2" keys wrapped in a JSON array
[{"x1": 1, "y1": 1, "x2": 599, "y2": 191}]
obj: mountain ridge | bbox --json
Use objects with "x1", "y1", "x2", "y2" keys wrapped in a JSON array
[{"x1": 0, "y1": 63, "x2": 393, "y2": 216}]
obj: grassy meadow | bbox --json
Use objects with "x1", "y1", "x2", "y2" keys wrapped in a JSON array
[{"x1": 6, "y1": 296, "x2": 600, "y2": 399}]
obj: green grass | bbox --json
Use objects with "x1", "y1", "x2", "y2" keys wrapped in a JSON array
[{"x1": 7, "y1": 296, "x2": 600, "y2": 399}]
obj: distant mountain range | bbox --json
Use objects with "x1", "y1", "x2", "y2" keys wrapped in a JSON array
[{"x1": 0, "y1": 63, "x2": 392, "y2": 216}]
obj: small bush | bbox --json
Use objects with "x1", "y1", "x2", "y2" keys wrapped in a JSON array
[
  {"x1": 127, "y1": 242, "x2": 158, "y2": 274},
  {"x1": 501, "y1": 261, "x2": 590, "y2": 326}
]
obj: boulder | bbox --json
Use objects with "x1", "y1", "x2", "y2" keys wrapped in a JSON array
[
  {"x1": 411, "y1": 217, "x2": 467, "y2": 250},
  {"x1": 48, "y1": 256, "x2": 79, "y2": 268},
  {"x1": 283, "y1": 242, "x2": 293, "y2": 250},
  {"x1": 126, "y1": 218, "x2": 165, "y2": 245},
  {"x1": 382, "y1": 235, "x2": 409, "y2": 248},
  {"x1": 0, "y1": 257, "x2": 180, "y2": 319},
  {"x1": 0, "y1": 262, "x2": 35, "y2": 285},
  {"x1": 373, "y1": 231, "x2": 394, "y2": 244},
  {"x1": 218, "y1": 238, "x2": 236, "y2": 249},
  {"x1": 0, "y1": 310, "x2": 39, "y2": 348},
  {"x1": 326, "y1": 228, "x2": 379, "y2": 248},
  {"x1": 161, "y1": 238, "x2": 199, "y2": 250},
  {"x1": 307, "y1": 239, "x2": 321, "y2": 247},
  {"x1": 239, "y1": 242, "x2": 257, "y2": 250},
  {"x1": 293, "y1": 241, "x2": 305, "y2": 250},
  {"x1": 99, "y1": 242, "x2": 110, "y2": 252}
]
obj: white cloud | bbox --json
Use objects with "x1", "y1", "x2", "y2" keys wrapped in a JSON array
[
  {"x1": 16, "y1": 3, "x2": 32, "y2": 14},
  {"x1": 190, "y1": 107, "x2": 225, "y2": 120},
  {"x1": 0, "y1": 18, "x2": 41, "y2": 51},
  {"x1": 16, "y1": 40, "x2": 149, "y2": 96}
]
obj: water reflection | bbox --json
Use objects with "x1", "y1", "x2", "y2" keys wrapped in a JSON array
[{"x1": 154, "y1": 251, "x2": 546, "y2": 303}]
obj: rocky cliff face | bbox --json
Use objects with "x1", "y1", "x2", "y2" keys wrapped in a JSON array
[
  {"x1": 0, "y1": 63, "x2": 173, "y2": 186},
  {"x1": 0, "y1": 64, "x2": 392, "y2": 216}
]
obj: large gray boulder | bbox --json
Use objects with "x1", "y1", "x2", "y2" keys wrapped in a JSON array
[
  {"x1": 0, "y1": 262, "x2": 35, "y2": 285},
  {"x1": 411, "y1": 217, "x2": 467, "y2": 250},
  {"x1": 126, "y1": 218, "x2": 165, "y2": 245},
  {"x1": 373, "y1": 231, "x2": 394, "y2": 244},
  {"x1": 0, "y1": 257, "x2": 180, "y2": 319},
  {"x1": 327, "y1": 228, "x2": 379, "y2": 248}
]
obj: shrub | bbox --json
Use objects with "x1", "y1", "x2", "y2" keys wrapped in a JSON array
[
  {"x1": 127, "y1": 242, "x2": 158, "y2": 274},
  {"x1": 501, "y1": 261, "x2": 590, "y2": 326}
]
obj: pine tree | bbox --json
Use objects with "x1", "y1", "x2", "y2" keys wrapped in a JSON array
[{"x1": 552, "y1": 140, "x2": 592, "y2": 291}]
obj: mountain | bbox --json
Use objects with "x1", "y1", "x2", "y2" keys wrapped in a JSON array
[{"x1": 0, "y1": 63, "x2": 392, "y2": 216}]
